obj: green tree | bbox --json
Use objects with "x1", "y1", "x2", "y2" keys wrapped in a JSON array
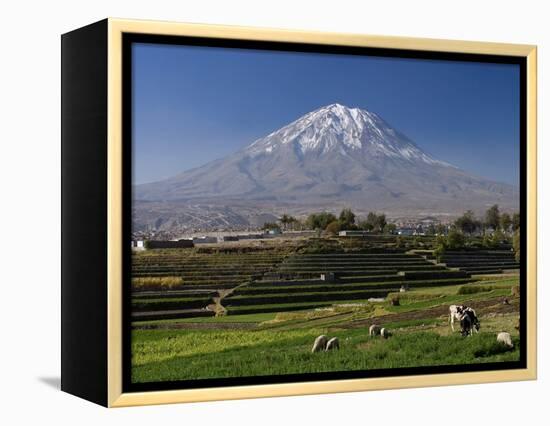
[
  {"x1": 358, "y1": 219, "x2": 374, "y2": 232},
  {"x1": 375, "y1": 214, "x2": 387, "y2": 233},
  {"x1": 395, "y1": 235, "x2": 403, "y2": 248},
  {"x1": 425, "y1": 224, "x2": 436, "y2": 236},
  {"x1": 513, "y1": 228, "x2": 520, "y2": 261},
  {"x1": 359, "y1": 212, "x2": 386, "y2": 233},
  {"x1": 512, "y1": 212, "x2": 520, "y2": 231},
  {"x1": 500, "y1": 212, "x2": 512, "y2": 234},
  {"x1": 434, "y1": 229, "x2": 465, "y2": 260},
  {"x1": 262, "y1": 222, "x2": 281, "y2": 232},
  {"x1": 454, "y1": 210, "x2": 480, "y2": 235},
  {"x1": 278, "y1": 214, "x2": 298, "y2": 231},
  {"x1": 446, "y1": 228, "x2": 465, "y2": 249},
  {"x1": 338, "y1": 208, "x2": 356, "y2": 229},
  {"x1": 325, "y1": 220, "x2": 341, "y2": 235},
  {"x1": 306, "y1": 212, "x2": 337, "y2": 230},
  {"x1": 366, "y1": 212, "x2": 378, "y2": 231},
  {"x1": 485, "y1": 204, "x2": 501, "y2": 232},
  {"x1": 278, "y1": 214, "x2": 291, "y2": 230},
  {"x1": 435, "y1": 224, "x2": 447, "y2": 235},
  {"x1": 383, "y1": 223, "x2": 397, "y2": 234}
]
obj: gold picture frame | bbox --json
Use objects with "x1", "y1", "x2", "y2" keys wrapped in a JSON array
[{"x1": 61, "y1": 18, "x2": 537, "y2": 408}]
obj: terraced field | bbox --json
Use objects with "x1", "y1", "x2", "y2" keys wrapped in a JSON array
[
  {"x1": 131, "y1": 249, "x2": 288, "y2": 321},
  {"x1": 130, "y1": 243, "x2": 521, "y2": 384},
  {"x1": 222, "y1": 252, "x2": 474, "y2": 315},
  {"x1": 439, "y1": 250, "x2": 520, "y2": 274},
  {"x1": 131, "y1": 278, "x2": 521, "y2": 383}
]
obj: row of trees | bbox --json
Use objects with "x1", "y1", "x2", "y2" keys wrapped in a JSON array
[
  {"x1": 269, "y1": 204, "x2": 520, "y2": 242},
  {"x1": 453, "y1": 205, "x2": 519, "y2": 236},
  {"x1": 266, "y1": 209, "x2": 394, "y2": 234},
  {"x1": 304, "y1": 209, "x2": 394, "y2": 235},
  {"x1": 434, "y1": 205, "x2": 521, "y2": 261}
]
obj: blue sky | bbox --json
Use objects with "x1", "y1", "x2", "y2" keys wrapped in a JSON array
[{"x1": 132, "y1": 43, "x2": 520, "y2": 186}]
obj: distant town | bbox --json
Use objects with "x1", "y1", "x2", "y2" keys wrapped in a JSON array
[{"x1": 132, "y1": 205, "x2": 519, "y2": 250}]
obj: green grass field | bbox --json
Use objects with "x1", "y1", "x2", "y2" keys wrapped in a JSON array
[
  {"x1": 130, "y1": 246, "x2": 521, "y2": 383},
  {"x1": 132, "y1": 324, "x2": 519, "y2": 383}
]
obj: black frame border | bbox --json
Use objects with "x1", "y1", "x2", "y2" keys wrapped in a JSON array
[{"x1": 122, "y1": 33, "x2": 528, "y2": 394}]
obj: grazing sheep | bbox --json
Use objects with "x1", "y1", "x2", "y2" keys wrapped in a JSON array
[
  {"x1": 325, "y1": 337, "x2": 340, "y2": 351},
  {"x1": 400, "y1": 285, "x2": 408, "y2": 293},
  {"x1": 380, "y1": 328, "x2": 392, "y2": 339},
  {"x1": 311, "y1": 335, "x2": 328, "y2": 353},
  {"x1": 497, "y1": 332, "x2": 514, "y2": 348},
  {"x1": 369, "y1": 324, "x2": 381, "y2": 337}
]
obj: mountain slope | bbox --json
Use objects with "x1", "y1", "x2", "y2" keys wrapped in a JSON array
[{"x1": 135, "y1": 103, "x2": 518, "y2": 216}]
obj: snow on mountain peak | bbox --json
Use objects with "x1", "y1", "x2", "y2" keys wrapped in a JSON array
[{"x1": 245, "y1": 103, "x2": 450, "y2": 167}]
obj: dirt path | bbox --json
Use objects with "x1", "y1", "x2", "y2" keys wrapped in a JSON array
[
  {"x1": 339, "y1": 296, "x2": 519, "y2": 330},
  {"x1": 134, "y1": 322, "x2": 259, "y2": 330},
  {"x1": 209, "y1": 283, "x2": 251, "y2": 316}
]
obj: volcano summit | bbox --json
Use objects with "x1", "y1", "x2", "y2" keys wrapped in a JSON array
[{"x1": 134, "y1": 103, "x2": 518, "y2": 231}]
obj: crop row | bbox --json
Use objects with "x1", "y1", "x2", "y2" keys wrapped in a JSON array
[
  {"x1": 442, "y1": 250, "x2": 514, "y2": 256},
  {"x1": 131, "y1": 309, "x2": 215, "y2": 321},
  {"x1": 131, "y1": 296, "x2": 213, "y2": 312},
  {"x1": 131, "y1": 271, "x2": 256, "y2": 278},
  {"x1": 285, "y1": 253, "x2": 423, "y2": 259},
  {"x1": 225, "y1": 302, "x2": 335, "y2": 315},
  {"x1": 132, "y1": 260, "x2": 283, "y2": 267},
  {"x1": 280, "y1": 260, "x2": 430, "y2": 267},
  {"x1": 249, "y1": 274, "x2": 402, "y2": 287},
  {"x1": 277, "y1": 265, "x2": 447, "y2": 272},
  {"x1": 132, "y1": 290, "x2": 218, "y2": 299},
  {"x1": 400, "y1": 270, "x2": 470, "y2": 280},
  {"x1": 224, "y1": 289, "x2": 391, "y2": 306},
  {"x1": 131, "y1": 268, "x2": 267, "y2": 276},
  {"x1": 463, "y1": 269, "x2": 503, "y2": 275},
  {"x1": 132, "y1": 255, "x2": 286, "y2": 262},
  {"x1": 443, "y1": 261, "x2": 519, "y2": 268},
  {"x1": 236, "y1": 277, "x2": 475, "y2": 296},
  {"x1": 263, "y1": 269, "x2": 400, "y2": 280}
]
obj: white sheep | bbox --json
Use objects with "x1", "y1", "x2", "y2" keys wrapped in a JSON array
[
  {"x1": 497, "y1": 332, "x2": 514, "y2": 348},
  {"x1": 325, "y1": 337, "x2": 340, "y2": 351},
  {"x1": 369, "y1": 324, "x2": 381, "y2": 337},
  {"x1": 312, "y1": 334, "x2": 328, "y2": 353},
  {"x1": 380, "y1": 328, "x2": 392, "y2": 339}
]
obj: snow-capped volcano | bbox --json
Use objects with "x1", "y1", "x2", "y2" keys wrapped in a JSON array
[
  {"x1": 134, "y1": 103, "x2": 518, "y2": 230},
  {"x1": 246, "y1": 103, "x2": 448, "y2": 167}
]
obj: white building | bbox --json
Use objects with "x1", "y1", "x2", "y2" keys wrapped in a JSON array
[{"x1": 131, "y1": 240, "x2": 145, "y2": 250}]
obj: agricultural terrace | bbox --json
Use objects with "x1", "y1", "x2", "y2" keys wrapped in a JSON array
[{"x1": 131, "y1": 235, "x2": 521, "y2": 383}]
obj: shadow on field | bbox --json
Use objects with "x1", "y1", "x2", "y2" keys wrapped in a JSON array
[
  {"x1": 38, "y1": 376, "x2": 61, "y2": 389},
  {"x1": 474, "y1": 338, "x2": 519, "y2": 358}
]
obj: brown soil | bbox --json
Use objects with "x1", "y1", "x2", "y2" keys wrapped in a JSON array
[{"x1": 339, "y1": 296, "x2": 519, "y2": 330}]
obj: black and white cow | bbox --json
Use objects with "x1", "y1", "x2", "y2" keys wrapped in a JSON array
[
  {"x1": 449, "y1": 305, "x2": 479, "y2": 333},
  {"x1": 459, "y1": 308, "x2": 480, "y2": 336},
  {"x1": 449, "y1": 305, "x2": 466, "y2": 332}
]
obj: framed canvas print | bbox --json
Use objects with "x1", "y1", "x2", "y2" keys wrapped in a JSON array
[{"x1": 61, "y1": 18, "x2": 537, "y2": 407}]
